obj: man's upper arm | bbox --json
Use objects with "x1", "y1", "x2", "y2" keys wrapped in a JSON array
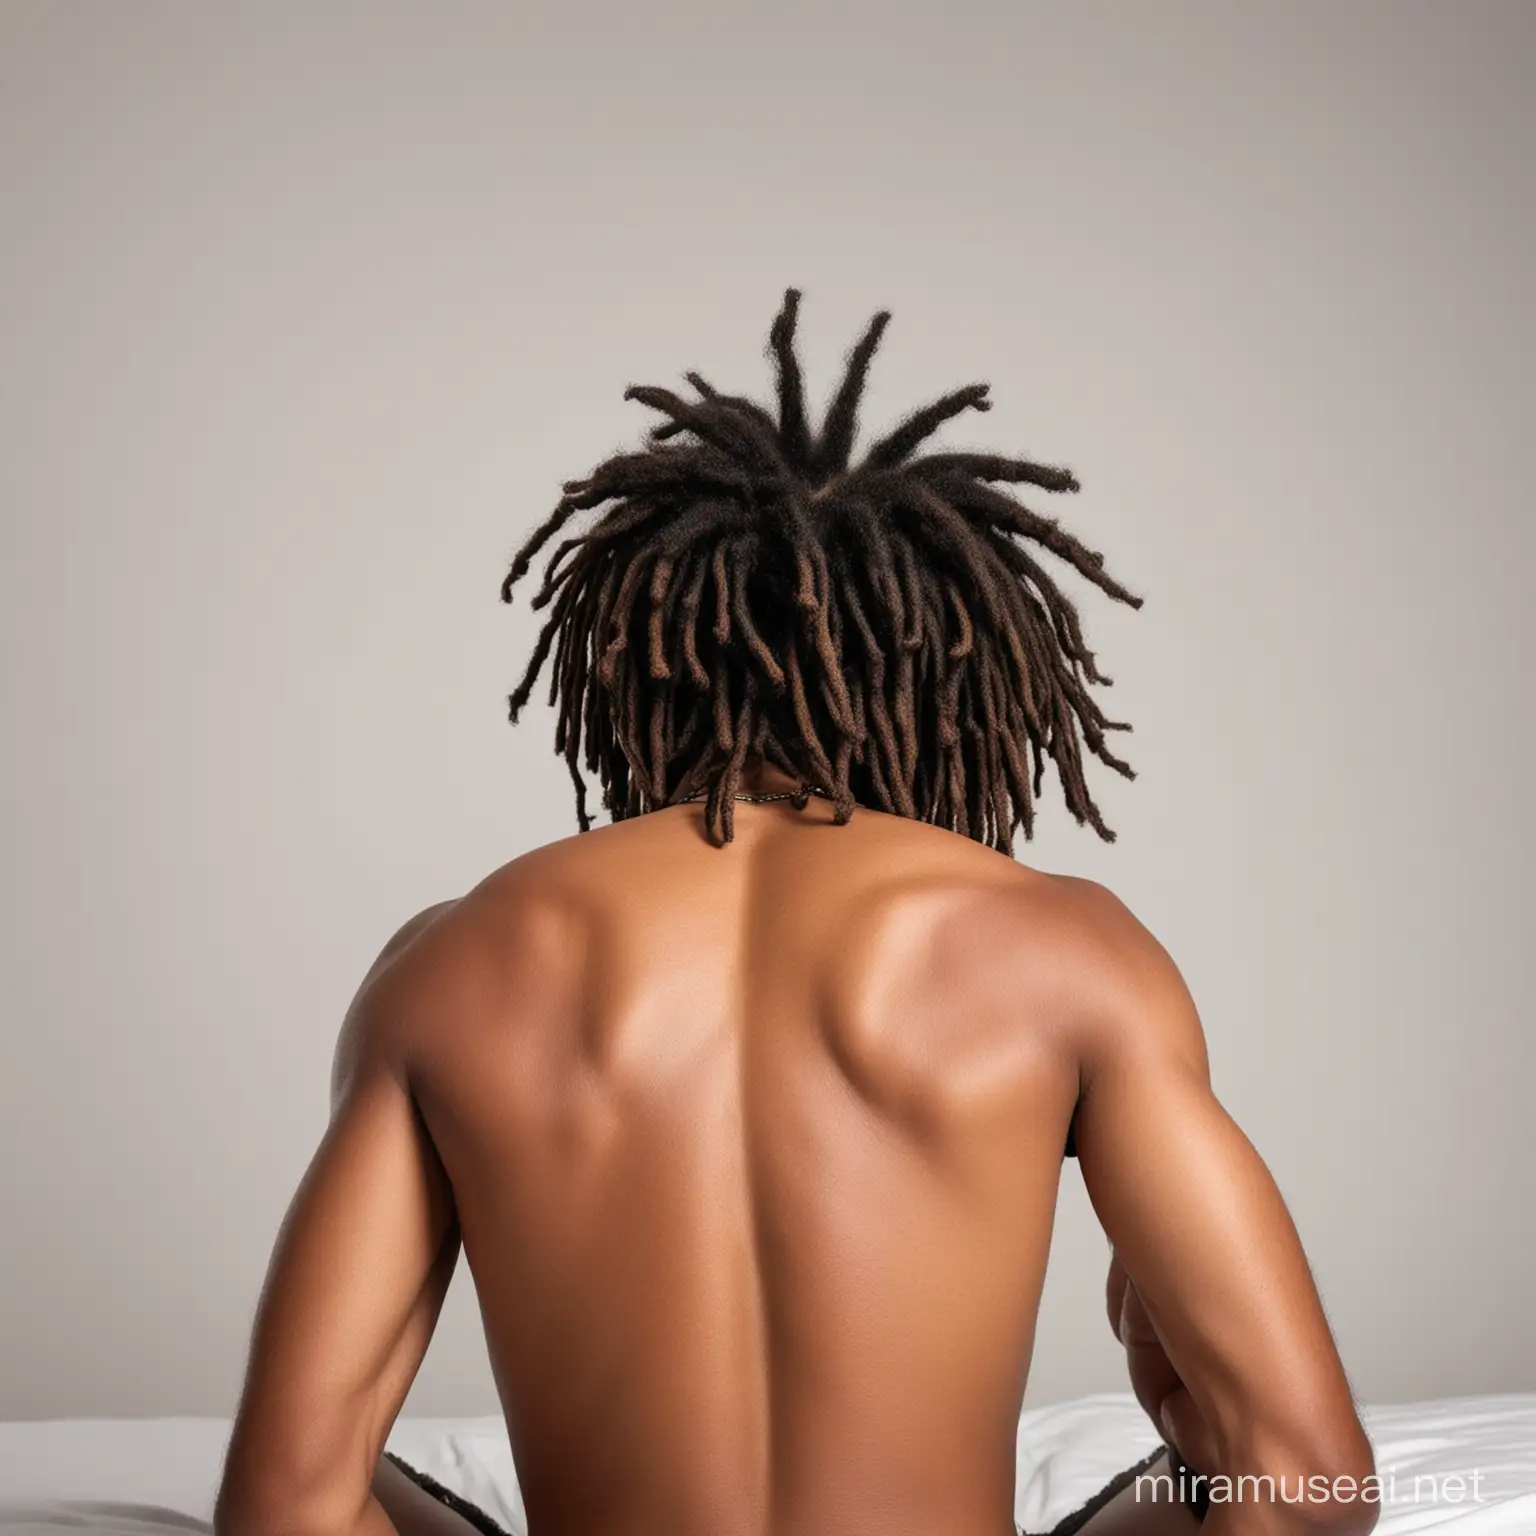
[
  {"x1": 1061, "y1": 879, "x2": 1372, "y2": 1485},
  {"x1": 217, "y1": 905, "x2": 461, "y2": 1534}
]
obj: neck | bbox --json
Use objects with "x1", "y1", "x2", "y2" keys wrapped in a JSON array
[{"x1": 734, "y1": 761, "x2": 807, "y2": 798}]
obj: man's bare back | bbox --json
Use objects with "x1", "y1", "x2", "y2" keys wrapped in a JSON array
[
  {"x1": 215, "y1": 781, "x2": 1373, "y2": 1536},
  {"x1": 400, "y1": 794, "x2": 1082, "y2": 1532}
]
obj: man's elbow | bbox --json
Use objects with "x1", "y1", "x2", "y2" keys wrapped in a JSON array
[
  {"x1": 215, "y1": 1485, "x2": 313, "y2": 1536},
  {"x1": 1309, "y1": 1433, "x2": 1380, "y2": 1535},
  {"x1": 1245, "y1": 1419, "x2": 1379, "y2": 1535},
  {"x1": 214, "y1": 1485, "x2": 289, "y2": 1536},
  {"x1": 214, "y1": 1469, "x2": 378, "y2": 1536}
]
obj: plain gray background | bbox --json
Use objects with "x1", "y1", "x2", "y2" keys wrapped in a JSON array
[{"x1": 1, "y1": 0, "x2": 1531, "y2": 1422}]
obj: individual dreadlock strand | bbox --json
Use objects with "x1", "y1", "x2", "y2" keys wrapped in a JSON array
[
  {"x1": 719, "y1": 676, "x2": 760, "y2": 844},
  {"x1": 854, "y1": 689, "x2": 896, "y2": 812},
  {"x1": 1030, "y1": 729, "x2": 1046, "y2": 801},
  {"x1": 863, "y1": 384, "x2": 992, "y2": 471},
  {"x1": 661, "y1": 661, "x2": 679, "y2": 770},
  {"x1": 868, "y1": 534, "x2": 907, "y2": 647},
  {"x1": 710, "y1": 661, "x2": 735, "y2": 753},
  {"x1": 783, "y1": 640, "x2": 841, "y2": 789},
  {"x1": 1002, "y1": 713, "x2": 1036, "y2": 844},
  {"x1": 893, "y1": 644, "x2": 919, "y2": 784},
  {"x1": 971, "y1": 667, "x2": 1009, "y2": 853},
  {"x1": 648, "y1": 691, "x2": 668, "y2": 802},
  {"x1": 894, "y1": 539, "x2": 929, "y2": 655},
  {"x1": 802, "y1": 543, "x2": 856, "y2": 737},
  {"x1": 727, "y1": 548, "x2": 787, "y2": 689},
  {"x1": 840, "y1": 573, "x2": 912, "y2": 816},
  {"x1": 703, "y1": 744, "x2": 731, "y2": 843},
  {"x1": 673, "y1": 688, "x2": 707, "y2": 761},
  {"x1": 582, "y1": 633, "x2": 608, "y2": 777},
  {"x1": 789, "y1": 547, "x2": 817, "y2": 612},
  {"x1": 981, "y1": 703, "x2": 1014, "y2": 855},
  {"x1": 508, "y1": 608, "x2": 562, "y2": 723},
  {"x1": 613, "y1": 654, "x2": 649, "y2": 813},
  {"x1": 566, "y1": 446, "x2": 755, "y2": 512},
  {"x1": 846, "y1": 684, "x2": 867, "y2": 765},
  {"x1": 501, "y1": 494, "x2": 585, "y2": 598},
  {"x1": 913, "y1": 562, "x2": 952, "y2": 673},
  {"x1": 943, "y1": 574, "x2": 975, "y2": 660},
  {"x1": 648, "y1": 555, "x2": 675, "y2": 679},
  {"x1": 832, "y1": 736, "x2": 856, "y2": 825},
  {"x1": 909, "y1": 451, "x2": 1081, "y2": 493},
  {"x1": 945, "y1": 731, "x2": 969, "y2": 841},
  {"x1": 938, "y1": 654, "x2": 965, "y2": 748},
  {"x1": 815, "y1": 309, "x2": 892, "y2": 477},
  {"x1": 678, "y1": 554, "x2": 712, "y2": 688},
  {"x1": 965, "y1": 720, "x2": 993, "y2": 852},
  {"x1": 769, "y1": 289, "x2": 814, "y2": 472},
  {"x1": 711, "y1": 544, "x2": 732, "y2": 644}
]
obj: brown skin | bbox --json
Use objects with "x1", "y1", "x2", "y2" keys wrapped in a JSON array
[{"x1": 216, "y1": 763, "x2": 1376, "y2": 1536}]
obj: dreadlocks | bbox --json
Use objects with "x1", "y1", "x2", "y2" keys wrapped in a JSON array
[{"x1": 500, "y1": 289, "x2": 1143, "y2": 852}]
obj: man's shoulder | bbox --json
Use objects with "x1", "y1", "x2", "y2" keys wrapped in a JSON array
[
  {"x1": 935, "y1": 865, "x2": 1145, "y2": 944},
  {"x1": 943, "y1": 871, "x2": 1179, "y2": 1038}
]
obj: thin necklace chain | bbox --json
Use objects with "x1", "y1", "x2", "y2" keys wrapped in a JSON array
[{"x1": 679, "y1": 785, "x2": 833, "y2": 805}]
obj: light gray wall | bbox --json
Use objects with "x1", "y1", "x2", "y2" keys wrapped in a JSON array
[{"x1": 1, "y1": 0, "x2": 1531, "y2": 1421}]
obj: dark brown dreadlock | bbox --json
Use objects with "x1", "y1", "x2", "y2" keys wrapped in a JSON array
[{"x1": 501, "y1": 289, "x2": 1143, "y2": 852}]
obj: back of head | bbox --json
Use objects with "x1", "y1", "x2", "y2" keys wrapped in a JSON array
[{"x1": 502, "y1": 290, "x2": 1143, "y2": 852}]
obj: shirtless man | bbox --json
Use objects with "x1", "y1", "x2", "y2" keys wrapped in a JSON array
[{"x1": 214, "y1": 293, "x2": 1376, "y2": 1536}]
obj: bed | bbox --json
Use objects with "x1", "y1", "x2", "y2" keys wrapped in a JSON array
[{"x1": 1, "y1": 1393, "x2": 1533, "y2": 1533}]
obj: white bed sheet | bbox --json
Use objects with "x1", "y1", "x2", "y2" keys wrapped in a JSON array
[{"x1": 0, "y1": 1393, "x2": 1532, "y2": 1533}]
